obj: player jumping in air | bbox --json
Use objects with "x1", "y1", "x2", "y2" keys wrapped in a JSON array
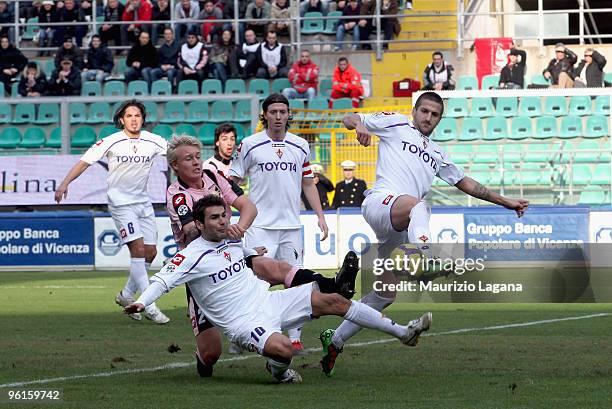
[
  {"x1": 55, "y1": 99, "x2": 170, "y2": 324},
  {"x1": 319, "y1": 91, "x2": 530, "y2": 376},
  {"x1": 125, "y1": 195, "x2": 432, "y2": 383}
]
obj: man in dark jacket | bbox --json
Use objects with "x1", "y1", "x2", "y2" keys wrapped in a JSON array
[
  {"x1": 0, "y1": 36, "x2": 27, "y2": 95},
  {"x1": 100, "y1": 0, "x2": 126, "y2": 49},
  {"x1": 82, "y1": 35, "x2": 114, "y2": 83},
  {"x1": 54, "y1": 36, "x2": 84, "y2": 71},
  {"x1": 0, "y1": 1, "x2": 15, "y2": 43},
  {"x1": 151, "y1": 0, "x2": 171, "y2": 45},
  {"x1": 498, "y1": 47, "x2": 526, "y2": 89},
  {"x1": 125, "y1": 30, "x2": 159, "y2": 87},
  {"x1": 255, "y1": 30, "x2": 288, "y2": 79},
  {"x1": 331, "y1": 160, "x2": 367, "y2": 209},
  {"x1": 55, "y1": 0, "x2": 87, "y2": 47},
  {"x1": 19, "y1": 61, "x2": 48, "y2": 97},
  {"x1": 573, "y1": 48, "x2": 607, "y2": 88},
  {"x1": 150, "y1": 27, "x2": 179, "y2": 89},
  {"x1": 543, "y1": 43, "x2": 577, "y2": 88},
  {"x1": 38, "y1": 0, "x2": 59, "y2": 55},
  {"x1": 302, "y1": 164, "x2": 335, "y2": 210},
  {"x1": 49, "y1": 57, "x2": 81, "y2": 95}
]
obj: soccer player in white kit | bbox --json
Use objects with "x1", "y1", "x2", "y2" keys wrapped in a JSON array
[
  {"x1": 229, "y1": 93, "x2": 330, "y2": 353},
  {"x1": 320, "y1": 91, "x2": 530, "y2": 376},
  {"x1": 124, "y1": 195, "x2": 432, "y2": 383},
  {"x1": 55, "y1": 100, "x2": 169, "y2": 324}
]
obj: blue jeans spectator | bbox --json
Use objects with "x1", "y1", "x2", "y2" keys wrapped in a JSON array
[
  {"x1": 335, "y1": 23, "x2": 360, "y2": 50},
  {"x1": 282, "y1": 87, "x2": 316, "y2": 101},
  {"x1": 150, "y1": 66, "x2": 178, "y2": 88},
  {"x1": 125, "y1": 66, "x2": 154, "y2": 87},
  {"x1": 210, "y1": 62, "x2": 228, "y2": 85},
  {"x1": 81, "y1": 69, "x2": 109, "y2": 83}
]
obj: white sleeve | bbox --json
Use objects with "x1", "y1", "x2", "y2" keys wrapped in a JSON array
[
  {"x1": 135, "y1": 254, "x2": 196, "y2": 306},
  {"x1": 242, "y1": 245, "x2": 259, "y2": 258},
  {"x1": 302, "y1": 143, "x2": 314, "y2": 179},
  {"x1": 436, "y1": 149, "x2": 465, "y2": 186},
  {"x1": 80, "y1": 139, "x2": 108, "y2": 164},
  {"x1": 357, "y1": 112, "x2": 411, "y2": 134},
  {"x1": 156, "y1": 137, "x2": 168, "y2": 157},
  {"x1": 230, "y1": 140, "x2": 248, "y2": 179}
]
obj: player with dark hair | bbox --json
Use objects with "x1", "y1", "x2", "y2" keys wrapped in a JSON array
[
  {"x1": 203, "y1": 122, "x2": 237, "y2": 177},
  {"x1": 55, "y1": 99, "x2": 170, "y2": 324}
]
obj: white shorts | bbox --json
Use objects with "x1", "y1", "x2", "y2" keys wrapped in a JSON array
[
  {"x1": 108, "y1": 202, "x2": 157, "y2": 245},
  {"x1": 362, "y1": 191, "x2": 408, "y2": 257},
  {"x1": 232, "y1": 282, "x2": 316, "y2": 355},
  {"x1": 245, "y1": 227, "x2": 303, "y2": 268}
]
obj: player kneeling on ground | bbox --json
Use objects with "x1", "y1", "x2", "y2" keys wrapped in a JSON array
[{"x1": 125, "y1": 195, "x2": 432, "y2": 383}]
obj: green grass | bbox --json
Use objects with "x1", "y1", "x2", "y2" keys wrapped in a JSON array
[{"x1": 1, "y1": 270, "x2": 611, "y2": 409}]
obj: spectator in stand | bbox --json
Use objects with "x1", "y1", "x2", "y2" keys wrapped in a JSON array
[
  {"x1": 244, "y1": 0, "x2": 270, "y2": 38},
  {"x1": 177, "y1": 30, "x2": 208, "y2": 85},
  {"x1": 331, "y1": 160, "x2": 367, "y2": 209},
  {"x1": 19, "y1": 62, "x2": 48, "y2": 97},
  {"x1": 199, "y1": 0, "x2": 223, "y2": 44},
  {"x1": 0, "y1": 1, "x2": 15, "y2": 44},
  {"x1": 301, "y1": 164, "x2": 334, "y2": 210},
  {"x1": 20, "y1": 0, "x2": 43, "y2": 21},
  {"x1": 209, "y1": 29, "x2": 237, "y2": 85},
  {"x1": 122, "y1": 0, "x2": 153, "y2": 45},
  {"x1": 299, "y1": 0, "x2": 328, "y2": 17},
  {"x1": 282, "y1": 49, "x2": 319, "y2": 101},
  {"x1": 217, "y1": 0, "x2": 236, "y2": 33},
  {"x1": 573, "y1": 48, "x2": 607, "y2": 88},
  {"x1": 55, "y1": 0, "x2": 87, "y2": 47},
  {"x1": 498, "y1": 46, "x2": 526, "y2": 89},
  {"x1": 54, "y1": 36, "x2": 84, "y2": 71},
  {"x1": 381, "y1": 0, "x2": 400, "y2": 49},
  {"x1": 334, "y1": 0, "x2": 361, "y2": 51},
  {"x1": 49, "y1": 57, "x2": 81, "y2": 95},
  {"x1": 0, "y1": 37, "x2": 26, "y2": 95},
  {"x1": 234, "y1": 28, "x2": 259, "y2": 79},
  {"x1": 543, "y1": 43, "x2": 577, "y2": 88},
  {"x1": 328, "y1": 0, "x2": 345, "y2": 13},
  {"x1": 269, "y1": 0, "x2": 290, "y2": 36},
  {"x1": 38, "y1": 0, "x2": 58, "y2": 55},
  {"x1": 422, "y1": 51, "x2": 455, "y2": 90},
  {"x1": 151, "y1": 0, "x2": 171, "y2": 45},
  {"x1": 100, "y1": 0, "x2": 125, "y2": 50},
  {"x1": 330, "y1": 56, "x2": 363, "y2": 108},
  {"x1": 151, "y1": 27, "x2": 180, "y2": 90},
  {"x1": 82, "y1": 35, "x2": 114, "y2": 83},
  {"x1": 255, "y1": 29, "x2": 288, "y2": 79},
  {"x1": 125, "y1": 31, "x2": 158, "y2": 87},
  {"x1": 174, "y1": 0, "x2": 199, "y2": 39},
  {"x1": 357, "y1": 0, "x2": 374, "y2": 50}
]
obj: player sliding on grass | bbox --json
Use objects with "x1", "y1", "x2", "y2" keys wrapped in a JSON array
[
  {"x1": 319, "y1": 91, "x2": 530, "y2": 376},
  {"x1": 125, "y1": 195, "x2": 432, "y2": 383}
]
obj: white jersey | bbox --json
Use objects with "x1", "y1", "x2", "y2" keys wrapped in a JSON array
[
  {"x1": 137, "y1": 237, "x2": 270, "y2": 337},
  {"x1": 230, "y1": 131, "x2": 313, "y2": 229},
  {"x1": 358, "y1": 112, "x2": 464, "y2": 199},
  {"x1": 80, "y1": 130, "x2": 167, "y2": 206}
]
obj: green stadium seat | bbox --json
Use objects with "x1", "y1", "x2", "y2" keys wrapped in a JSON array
[
  {"x1": 534, "y1": 116, "x2": 558, "y2": 139},
  {"x1": 127, "y1": 80, "x2": 149, "y2": 96},
  {"x1": 319, "y1": 78, "x2": 332, "y2": 98},
  {"x1": 289, "y1": 99, "x2": 305, "y2": 119},
  {"x1": 19, "y1": 127, "x2": 46, "y2": 149},
  {"x1": 71, "y1": 126, "x2": 96, "y2": 148},
  {"x1": 518, "y1": 96, "x2": 542, "y2": 117},
  {"x1": 458, "y1": 117, "x2": 483, "y2": 141},
  {"x1": 178, "y1": 79, "x2": 199, "y2": 95},
  {"x1": 594, "y1": 96, "x2": 610, "y2": 116},
  {"x1": 584, "y1": 115, "x2": 608, "y2": 138},
  {"x1": 115, "y1": 57, "x2": 127, "y2": 78},
  {"x1": 604, "y1": 72, "x2": 612, "y2": 85},
  {"x1": 559, "y1": 115, "x2": 582, "y2": 139},
  {"x1": 81, "y1": 81, "x2": 102, "y2": 97},
  {"x1": 225, "y1": 78, "x2": 246, "y2": 94},
  {"x1": 544, "y1": 96, "x2": 568, "y2": 116},
  {"x1": 201, "y1": 79, "x2": 223, "y2": 95},
  {"x1": 571, "y1": 165, "x2": 592, "y2": 185},
  {"x1": 198, "y1": 123, "x2": 216, "y2": 145},
  {"x1": 470, "y1": 171, "x2": 490, "y2": 185},
  {"x1": 12, "y1": 103, "x2": 36, "y2": 124},
  {"x1": 175, "y1": 123, "x2": 197, "y2": 137},
  {"x1": 510, "y1": 116, "x2": 533, "y2": 140},
  {"x1": 233, "y1": 123, "x2": 246, "y2": 142},
  {"x1": 445, "y1": 98, "x2": 468, "y2": 118},
  {"x1": 484, "y1": 117, "x2": 507, "y2": 140},
  {"x1": 496, "y1": 97, "x2": 518, "y2": 117},
  {"x1": 151, "y1": 80, "x2": 172, "y2": 96},
  {"x1": 186, "y1": 100, "x2": 209, "y2": 123},
  {"x1": 301, "y1": 12, "x2": 323, "y2": 34},
  {"x1": 69, "y1": 103, "x2": 87, "y2": 124},
  {"x1": 10, "y1": 82, "x2": 19, "y2": 98},
  {"x1": 0, "y1": 104, "x2": 10, "y2": 123},
  {"x1": 271, "y1": 78, "x2": 291, "y2": 94},
  {"x1": 531, "y1": 74, "x2": 551, "y2": 86},
  {"x1": 432, "y1": 117, "x2": 457, "y2": 142},
  {"x1": 144, "y1": 101, "x2": 158, "y2": 123},
  {"x1": 574, "y1": 140, "x2": 601, "y2": 163},
  {"x1": 35, "y1": 103, "x2": 59, "y2": 124},
  {"x1": 447, "y1": 144, "x2": 471, "y2": 164},
  {"x1": 470, "y1": 97, "x2": 495, "y2": 118},
  {"x1": 457, "y1": 75, "x2": 478, "y2": 90},
  {"x1": 249, "y1": 78, "x2": 270, "y2": 99},
  {"x1": 592, "y1": 164, "x2": 611, "y2": 185},
  {"x1": 524, "y1": 143, "x2": 552, "y2": 162},
  {"x1": 481, "y1": 74, "x2": 500, "y2": 90},
  {"x1": 0, "y1": 127, "x2": 21, "y2": 149},
  {"x1": 21, "y1": 17, "x2": 40, "y2": 40},
  {"x1": 104, "y1": 80, "x2": 125, "y2": 96},
  {"x1": 45, "y1": 127, "x2": 61, "y2": 148},
  {"x1": 87, "y1": 102, "x2": 111, "y2": 124},
  {"x1": 579, "y1": 187, "x2": 607, "y2": 205},
  {"x1": 234, "y1": 99, "x2": 251, "y2": 122},
  {"x1": 520, "y1": 163, "x2": 548, "y2": 185},
  {"x1": 306, "y1": 97, "x2": 327, "y2": 119},
  {"x1": 500, "y1": 143, "x2": 524, "y2": 163},
  {"x1": 99, "y1": 125, "x2": 120, "y2": 139},
  {"x1": 322, "y1": 11, "x2": 342, "y2": 34},
  {"x1": 153, "y1": 124, "x2": 174, "y2": 140},
  {"x1": 472, "y1": 144, "x2": 499, "y2": 164},
  {"x1": 568, "y1": 96, "x2": 592, "y2": 116},
  {"x1": 332, "y1": 98, "x2": 352, "y2": 110},
  {"x1": 161, "y1": 101, "x2": 186, "y2": 123},
  {"x1": 209, "y1": 100, "x2": 234, "y2": 123},
  {"x1": 44, "y1": 60, "x2": 55, "y2": 78}
]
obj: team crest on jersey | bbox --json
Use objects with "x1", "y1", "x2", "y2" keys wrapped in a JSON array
[
  {"x1": 382, "y1": 195, "x2": 394, "y2": 205},
  {"x1": 173, "y1": 193, "x2": 186, "y2": 207},
  {"x1": 120, "y1": 228, "x2": 127, "y2": 238},
  {"x1": 275, "y1": 148, "x2": 284, "y2": 159},
  {"x1": 170, "y1": 254, "x2": 186, "y2": 266},
  {"x1": 419, "y1": 235, "x2": 429, "y2": 242},
  {"x1": 177, "y1": 204, "x2": 189, "y2": 216},
  {"x1": 132, "y1": 144, "x2": 138, "y2": 153},
  {"x1": 223, "y1": 251, "x2": 231, "y2": 262}
]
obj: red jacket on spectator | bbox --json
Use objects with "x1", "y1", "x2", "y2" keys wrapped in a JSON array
[
  {"x1": 288, "y1": 60, "x2": 319, "y2": 94},
  {"x1": 332, "y1": 62, "x2": 363, "y2": 94},
  {"x1": 122, "y1": 0, "x2": 153, "y2": 28}
]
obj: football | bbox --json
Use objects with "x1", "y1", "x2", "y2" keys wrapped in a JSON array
[{"x1": 389, "y1": 243, "x2": 425, "y2": 279}]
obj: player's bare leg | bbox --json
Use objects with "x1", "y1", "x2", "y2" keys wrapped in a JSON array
[
  {"x1": 195, "y1": 327, "x2": 222, "y2": 377},
  {"x1": 262, "y1": 333, "x2": 303, "y2": 383}
]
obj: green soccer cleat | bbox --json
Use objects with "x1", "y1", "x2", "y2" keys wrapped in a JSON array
[{"x1": 319, "y1": 329, "x2": 342, "y2": 377}]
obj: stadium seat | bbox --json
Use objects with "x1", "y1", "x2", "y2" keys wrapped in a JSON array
[
  {"x1": 470, "y1": 97, "x2": 495, "y2": 118},
  {"x1": 592, "y1": 164, "x2": 611, "y2": 185},
  {"x1": 98, "y1": 125, "x2": 120, "y2": 139},
  {"x1": 151, "y1": 80, "x2": 172, "y2": 96},
  {"x1": 531, "y1": 74, "x2": 551, "y2": 86},
  {"x1": 186, "y1": 100, "x2": 209, "y2": 123},
  {"x1": 44, "y1": 60, "x2": 55, "y2": 79},
  {"x1": 45, "y1": 127, "x2": 61, "y2": 148},
  {"x1": 306, "y1": 97, "x2": 327, "y2": 119},
  {"x1": 579, "y1": 187, "x2": 607, "y2": 205},
  {"x1": 127, "y1": 80, "x2": 149, "y2": 96},
  {"x1": 457, "y1": 75, "x2": 478, "y2": 90},
  {"x1": 319, "y1": 78, "x2": 332, "y2": 98},
  {"x1": 446, "y1": 144, "x2": 471, "y2": 164},
  {"x1": 0, "y1": 104, "x2": 10, "y2": 123},
  {"x1": 484, "y1": 117, "x2": 507, "y2": 140},
  {"x1": 584, "y1": 115, "x2": 609, "y2": 138},
  {"x1": 87, "y1": 102, "x2": 111, "y2": 124},
  {"x1": 594, "y1": 95, "x2": 610, "y2": 116},
  {"x1": 322, "y1": 11, "x2": 342, "y2": 34},
  {"x1": 458, "y1": 117, "x2": 483, "y2": 141},
  {"x1": 19, "y1": 127, "x2": 46, "y2": 149},
  {"x1": 510, "y1": 116, "x2": 533, "y2": 140},
  {"x1": 234, "y1": 99, "x2": 251, "y2": 122},
  {"x1": 432, "y1": 117, "x2": 457, "y2": 142},
  {"x1": 496, "y1": 97, "x2": 518, "y2": 117},
  {"x1": 178, "y1": 80, "x2": 199, "y2": 95},
  {"x1": 571, "y1": 165, "x2": 592, "y2": 185},
  {"x1": 71, "y1": 126, "x2": 97, "y2": 148},
  {"x1": 481, "y1": 74, "x2": 500, "y2": 90},
  {"x1": 518, "y1": 96, "x2": 542, "y2": 117},
  {"x1": 161, "y1": 101, "x2": 186, "y2": 123},
  {"x1": 470, "y1": 170, "x2": 491, "y2": 185},
  {"x1": 524, "y1": 143, "x2": 553, "y2": 162},
  {"x1": 472, "y1": 144, "x2": 499, "y2": 164},
  {"x1": 103, "y1": 80, "x2": 126, "y2": 96},
  {"x1": 209, "y1": 100, "x2": 234, "y2": 123},
  {"x1": 201, "y1": 79, "x2": 223, "y2": 95},
  {"x1": 198, "y1": 123, "x2": 216, "y2": 145},
  {"x1": 520, "y1": 163, "x2": 549, "y2": 185},
  {"x1": 115, "y1": 57, "x2": 127, "y2": 79},
  {"x1": 568, "y1": 96, "x2": 592, "y2": 116},
  {"x1": 248, "y1": 78, "x2": 270, "y2": 99},
  {"x1": 534, "y1": 116, "x2": 558, "y2": 139},
  {"x1": 175, "y1": 123, "x2": 197, "y2": 137},
  {"x1": 0, "y1": 127, "x2": 21, "y2": 149},
  {"x1": 574, "y1": 140, "x2": 600, "y2": 163},
  {"x1": 271, "y1": 78, "x2": 291, "y2": 94},
  {"x1": 12, "y1": 103, "x2": 36, "y2": 124},
  {"x1": 289, "y1": 99, "x2": 305, "y2": 119},
  {"x1": 152, "y1": 124, "x2": 174, "y2": 140},
  {"x1": 144, "y1": 101, "x2": 158, "y2": 123},
  {"x1": 332, "y1": 98, "x2": 353, "y2": 110},
  {"x1": 233, "y1": 123, "x2": 246, "y2": 142},
  {"x1": 445, "y1": 98, "x2": 469, "y2": 118},
  {"x1": 21, "y1": 17, "x2": 40, "y2": 40},
  {"x1": 224, "y1": 78, "x2": 246, "y2": 94},
  {"x1": 81, "y1": 81, "x2": 102, "y2": 97},
  {"x1": 301, "y1": 12, "x2": 323, "y2": 34},
  {"x1": 559, "y1": 115, "x2": 582, "y2": 139},
  {"x1": 35, "y1": 103, "x2": 59, "y2": 125},
  {"x1": 604, "y1": 72, "x2": 612, "y2": 86},
  {"x1": 544, "y1": 96, "x2": 568, "y2": 116},
  {"x1": 69, "y1": 103, "x2": 87, "y2": 124},
  {"x1": 500, "y1": 143, "x2": 523, "y2": 163}
]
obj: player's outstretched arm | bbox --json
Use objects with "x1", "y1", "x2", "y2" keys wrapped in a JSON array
[
  {"x1": 455, "y1": 176, "x2": 529, "y2": 217},
  {"x1": 302, "y1": 177, "x2": 329, "y2": 240},
  {"x1": 54, "y1": 160, "x2": 91, "y2": 203},
  {"x1": 227, "y1": 196, "x2": 258, "y2": 240},
  {"x1": 343, "y1": 113, "x2": 372, "y2": 147}
]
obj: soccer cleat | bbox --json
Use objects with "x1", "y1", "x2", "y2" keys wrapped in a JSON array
[
  {"x1": 335, "y1": 251, "x2": 360, "y2": 299},
  {"x1": 143, "y1": 305, "x2": 170, "y2": 324},
  {"x1": 401, "y1": 312, "x2": 432, "y2": 346},
  {"x1": 291, "y1": 340, "x2": 308, "y2": 356},
  {"x1": 266, "y1": 363, "x2": 303, "y2": 383},
  {"x1": 195, "y1": 351, "x2": 213, "y2": 377},
  {"x1": 228, "y1": 341, "x2": 243, "y2": 355},
  {"x1": 115, "y1": 291, "x2": 141, "y2": 321},
  {"x1": 319, "y1": 329, "x2": 342, "y2": 377}
]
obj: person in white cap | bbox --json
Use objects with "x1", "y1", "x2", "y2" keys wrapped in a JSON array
[{"x1": 331, "y1": 160, "x2": 367, "y2": 208}]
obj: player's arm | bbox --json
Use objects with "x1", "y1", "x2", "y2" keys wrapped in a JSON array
[
  {"x1": 343, "y1": 113, "x2": 373, "y2": 147},
  {"x1": 455, "y1": 176, "x2": 529, "y2": 217},
  {"x1": 54, "y1": 160, "x2": 91, "y2": 203},
  {"x1": 182, "y1": 222, "x2": 201, "y2": 245},
  {"x1": 247, "y1": 253, "x2": 288, "y2": 286},
  {"x1": 302, "y1": 177, "x2": 329, "y2": 240},
  {"x1": 227, "y1": 195, "x2": 257, "y2": 240}
]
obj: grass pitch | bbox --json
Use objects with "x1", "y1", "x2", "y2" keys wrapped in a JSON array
[{"x1": 1, "y1": 270, "x2": 611, "y2": 409}]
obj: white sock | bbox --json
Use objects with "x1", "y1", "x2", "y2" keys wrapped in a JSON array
[
  {"x1": 288, "y1": 328, "x2": 302, "y2": 342},
  {"x1": 122, "y1": 276, "x2": 138, "y2": 298},
  {"x1": 130, "y1": 258, "x2": 159, "y2": 312},
  {"x1": 343, "y1": 300, "x2": 406, "y2": 339},
  {"x1": 332, "y1": 291, "x2": 394, "y2": 348},
  {"x1": 267, "y1": 358, "x2": 291, "y2": 381},
  {"x1": 407, "y1": 201, "x2": 433, "y2": 259}
]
